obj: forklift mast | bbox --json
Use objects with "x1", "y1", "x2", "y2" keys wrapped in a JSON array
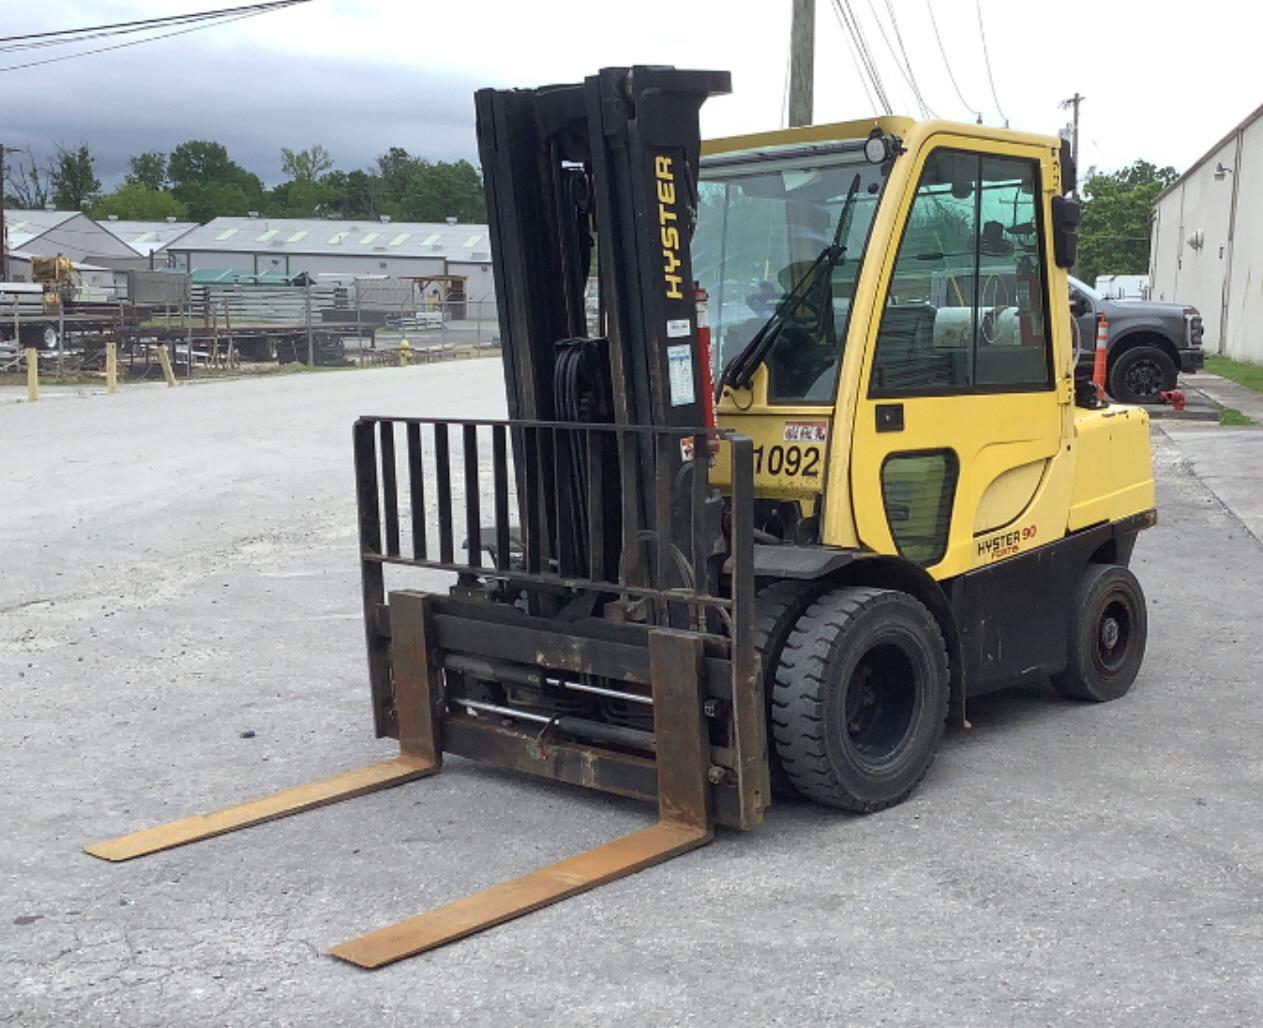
[{"x1": 476, "y1": 66, "x2": 731, "y2": 505}]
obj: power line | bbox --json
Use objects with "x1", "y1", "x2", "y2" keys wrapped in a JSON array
[
  {"x1": 925, "y1": 0, "x2": 980, "y2": 122},
  {"x1": 975, "y1": 0, "x2": 1008, "y2": 127},
  {"x1": 829, "y1": 1, "x2": 879, "y2": 113},
  {"x1": 781, "y1": 46, "x2": 791, "y2": 128},
  {"x1": 832, "y1": 0, "x2": 892, "y2": 114},
  {"x1": 0, "y1": 10, "x2": 266, "y2": 54},
  {"x1": 0, "y1": 1, "x2": 306, "y2": 44},
  {"x1": 0, "y1": 3, "x2": 308, "y2": 73},
  {"x1": 881, "y1": 0, "x2": 937, "y2": 118},
  {"x1": 861, "y1": 0, "x2": 930, "y2": 117}
]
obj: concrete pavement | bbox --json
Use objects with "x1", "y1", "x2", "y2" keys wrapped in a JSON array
[{"x1": 2, "y1": 362, "x2": 1261, "y2": 1027}]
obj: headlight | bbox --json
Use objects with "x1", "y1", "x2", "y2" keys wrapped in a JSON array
[{"x1": 1185, "y1": 310, "x2": 1203, "y2": 347}]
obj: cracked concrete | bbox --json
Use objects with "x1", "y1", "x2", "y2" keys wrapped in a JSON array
[{"x1": 2, "y1": 363, "x2": 1261, "y2": 1027}]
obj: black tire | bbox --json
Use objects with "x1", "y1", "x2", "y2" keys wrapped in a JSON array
[
  {"x1": 771, "y1": 587, "x2": 950, "y2": 812},
  {"x1": 1052, "y1": 564, "x2": 1147, "y2": 702},
  {"x1": 18, "y1": 323, "x2": 57, "y2": 350},
  {"x1": 1109, "y1": 345, "x2": 1177, "y2": 404},
  {"x1": 754, "y1": 581, "x2": 824, "y2": 799}
]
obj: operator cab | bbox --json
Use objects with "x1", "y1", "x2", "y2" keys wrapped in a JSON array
[{"x1": 695, "y1": 124, "x2": 1052, "y2": 411}]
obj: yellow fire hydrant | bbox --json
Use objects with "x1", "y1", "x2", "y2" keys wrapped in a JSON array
[{"x1": 399, "y1": 338, "x2": 413, "y2": 366}]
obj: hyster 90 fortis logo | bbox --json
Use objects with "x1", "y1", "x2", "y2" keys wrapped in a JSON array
[{"x1": 655, "y1": 155, "x2": 684, "y2": 300}]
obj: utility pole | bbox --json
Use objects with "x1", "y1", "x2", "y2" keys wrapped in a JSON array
[
  {"x1": 1060, "y1": 93, "x2": 1083, "y2": 197},
  {"x1": 789, "y1": 0, "x2": 815, "y2": 127},
  {"x1": 1, "y1": 144, "x2": 7, "y2": 282}
]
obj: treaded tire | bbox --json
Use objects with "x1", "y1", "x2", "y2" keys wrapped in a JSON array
[
  {"x1": 1109, "y1": 345, "x2": 1177, "y2": 404},
  {"x1": 754, "y1": 581, "x2": 824, "y2": 799},
  {"x1": 772, "y1": 587, "x2": 949, "y2": 812},
  {"x1": 1052, "y1": 563, "x2": 1147, "y2": 702}
]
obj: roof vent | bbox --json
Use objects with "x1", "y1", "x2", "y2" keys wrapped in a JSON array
[
  {"x1": 107, "y1": 214, "x2": 119, "y2": 221},
  {"x1": 44, "y1": 202, "x2": 55, "y2": 211},
  {"x1": 379, "y1": 214, "x2": 391, "y2": 224},
  {"x1": 248, "y1": 210, "x2": 259, "y2": 218},
  {"x1": 445, "y1": 216, "x2": 458, "y2": 225},
  {"x1": 166, "y1": 216, "x2": 176, "y2": 223}
]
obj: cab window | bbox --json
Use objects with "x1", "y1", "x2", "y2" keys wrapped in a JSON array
[{"x1": 870, "y1": 150, "x2": 1052, "y2": 396}]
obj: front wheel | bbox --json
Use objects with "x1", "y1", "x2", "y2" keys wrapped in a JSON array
[
  {"x1": 771, "y1": 587, "x2": 950, "y2": 812},
  {"x1": 1053, "y1": 564, "x2": 1147, "y2": 702},
  {"x1": 1109, "y1": 345, "x2": 1177, "y2": 404}
]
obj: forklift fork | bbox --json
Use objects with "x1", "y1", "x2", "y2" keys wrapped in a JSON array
[{"x1": 86, "y1": 593, "x2": 715, "y2": 968}]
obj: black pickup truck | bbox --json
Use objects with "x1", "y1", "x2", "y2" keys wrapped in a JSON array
[{"x1": 1069, "y1": 275, "x2": 1204, "y2": 404}]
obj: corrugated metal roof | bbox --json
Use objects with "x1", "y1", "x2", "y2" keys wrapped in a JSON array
[
  {"x1": 167, "y1": 216, "x2": 492, "y2": 261},
  {"x1": 98, "y1": 219, "x2": 200, "y2": 256},
  {"x1": 2, "y1": 209, "x2": 80, "y2": 250}
]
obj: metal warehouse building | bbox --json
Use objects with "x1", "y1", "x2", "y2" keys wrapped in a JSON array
[
  {"x1": 1150, "y1": 102, "x2": 1263, "y2": 361},
  {"x1": 2, "y1": 209, "x2": 137, "y2": 277},
  {"x1": 164, "y1": 216, "x2": 496, "y2": 304},
  {"x1": 98, "y1": 217, "x2": 199, "y2": 270}
]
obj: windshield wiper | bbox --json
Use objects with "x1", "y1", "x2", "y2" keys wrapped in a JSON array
[{"x1": 720, "y1": 173, "x2": 862, "y2": 394}]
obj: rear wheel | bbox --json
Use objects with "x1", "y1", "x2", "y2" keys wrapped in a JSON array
[
  {"x1": 771, "y1": 587, "x2": 950, "y2": 812},
  {"x1": 1052, "y1": 564, "x2": 1147, "y2": 702},
  {"x1": 1109, "y1": 345, "x2": 1177, "y2": 404}
]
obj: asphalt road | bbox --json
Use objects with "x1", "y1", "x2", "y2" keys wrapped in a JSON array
[{"x1": 2, "y1": 364, "x2": 1260, "y2": 1027}]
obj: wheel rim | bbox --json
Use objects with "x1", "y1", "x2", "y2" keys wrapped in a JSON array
[
  {"x1": 1124, "y1": 358, "x2": 1163, "y2": 399},
  {"x1": 1093, "y1": 595, "x2": 1133, "y2": 675},
  {"x1": 840, "y1": 641, "x2": 918, "y2": 772}
]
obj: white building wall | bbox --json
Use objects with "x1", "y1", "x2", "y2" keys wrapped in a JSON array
[
  {"x1": 169, "y1": 249, "x2": 449, "y2": 281},
  {"x1": 1152, "y1": 109, "x2": 1263, "y2": 361},
  {"x1": 1223, "y1": 116, "x2": 1263, "y2": 362},
  {"x1": 446, "y1": 260, "x2": 497, "y2": 305},
  {"x1": 1150, "y1": 138, "x2": 1237, "y2": 347}
]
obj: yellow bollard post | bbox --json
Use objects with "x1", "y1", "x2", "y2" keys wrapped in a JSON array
[
  {"x1": 105, "y1": 342, "x2": 118, "y2": 394},
  {"x1": 399, "y1": 338, "x2": 412, "y2": 366},
  {"x1": 25, "y1": 347, "x2": 39, "y2": 402},
  {"x1": 155, "y1": 341, "x2": 177, "y2": 387}
]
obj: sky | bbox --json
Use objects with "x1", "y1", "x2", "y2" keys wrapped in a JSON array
[{"x1": 2, "y1": 0, "x2": 1259, "y2": 191}]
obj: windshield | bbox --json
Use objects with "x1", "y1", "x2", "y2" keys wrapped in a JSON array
[{"x1": 693, "y1": 147, "x2": 887, "y2": 404}]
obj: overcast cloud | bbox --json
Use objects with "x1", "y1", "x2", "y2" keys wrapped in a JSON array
[{"x1": 2, "y1": 0, "x2": 1258, "y2": 189}]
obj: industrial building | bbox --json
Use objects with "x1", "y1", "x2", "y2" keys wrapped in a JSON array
[
  {"x1": 163, "y1": 215, "x2": 496, "y2": 306},
  {"x1": 98, "y1": 217, "x2": 199, "y2": 270},
  {"x1": 1150, "y1": 102, "x2": 1263, "y2": 362},
  {"x1": 2, "y1": 209, "x2": 137, "y2": 279}
]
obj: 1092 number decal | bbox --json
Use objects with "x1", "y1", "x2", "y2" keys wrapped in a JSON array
[{"x1": 753, "y1": 444, "x2": 821, "y2": 478}]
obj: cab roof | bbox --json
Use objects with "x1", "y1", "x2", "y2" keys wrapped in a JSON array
[{"x1": 702, "y1": 116, "x2": 1063, "y2": 159}]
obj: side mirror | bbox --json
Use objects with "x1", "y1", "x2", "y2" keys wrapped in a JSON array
[
  {"x1": 1070, "y1": 294, "x2": 1090, "y2": 317},
  {"x1": 1051, "y1": 196, "x2": 1080, "y2": 269}
]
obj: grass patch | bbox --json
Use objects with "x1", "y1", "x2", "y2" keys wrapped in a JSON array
[
  {"x1": 1206, "y1": 355, "x2": 1263, "y2": 393},
  {"x1": 1219, "y1": 406, "x2": 1257, "y2": 427}
]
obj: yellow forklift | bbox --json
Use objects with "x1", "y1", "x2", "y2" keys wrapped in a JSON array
[{"x1": 89, "y1": 67, "x2": 1154, "y2": 968}]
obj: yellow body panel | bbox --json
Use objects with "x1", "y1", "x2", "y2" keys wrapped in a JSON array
[
  {"x1": 710, "y1": 118, "x2": 1154, "y2": 580},
  {"x1": 974, "y1": 459, "x2": 1048, "y2": 534},
  {"x1": 1067, "y1": 406, "x2": 1156, "y2": 530}
]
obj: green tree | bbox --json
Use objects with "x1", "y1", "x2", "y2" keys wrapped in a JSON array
[
  {"x1": 373, "y1": 148, "x2": 485, "y2": 222},
  {"x1": 51, "y1": 144, "x2": 100, "y2": 209},
  {"x1": 1077, "y1": 159, "x2": 1177, "y2": 284},
  {"x1": 265, "y1": 177, "x2": 336, "y2": 217},
  {"x1": 280, "y1": 144, "x2": 334, "y2": 182},
  {"x1": 91, "y1": 182, "x2": 188, "y2": 221},
  {"x1": 168, "y1": 140, "x2": 264, "y2": 222},
  {"x1": 321, "y1": 168, "x2": 380, "y2": 217},
  {"x1": 126, "y1": 151, "x2": 169, "y2": 191}
]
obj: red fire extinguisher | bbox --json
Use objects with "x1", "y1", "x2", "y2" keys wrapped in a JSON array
[
  {"x1": 694, "y1": 281, "x2": 717, "y2": 430},
  {"x1": 1014, "y1": 255, "x2": 1041, "y2": 346}
]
